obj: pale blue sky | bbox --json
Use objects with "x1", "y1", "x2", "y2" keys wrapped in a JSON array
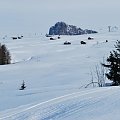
[{"x1": 0, "y1": 0, "x2": 120, "y2": 34}]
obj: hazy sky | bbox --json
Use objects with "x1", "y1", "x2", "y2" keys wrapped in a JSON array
[{"x1": 0, "y1": 0, "x2": 120, "y2": 34}]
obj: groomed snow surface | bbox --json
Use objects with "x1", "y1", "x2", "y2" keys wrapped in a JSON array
[{"x1": 0, "y1": 32, "x2": 120, "y2": 120}]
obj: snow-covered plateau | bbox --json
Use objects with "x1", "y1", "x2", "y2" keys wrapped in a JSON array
[{"x1": 0, "y1": 32, "x2": 120, "y2": 120}]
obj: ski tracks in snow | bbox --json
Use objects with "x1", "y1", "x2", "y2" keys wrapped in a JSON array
[{"x1": 0, "y1": 87, "x2": 118, "y2": 120}]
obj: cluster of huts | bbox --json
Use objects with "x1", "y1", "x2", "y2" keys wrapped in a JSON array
[
  {"x1": 63, "y1": 37, "x2": 94, "y2": 45},
  {"x1": 48, "y1": 35, "x2": 109, "y2": 45},
  {"x1": 12, "y1": 35, "x2": 23, "y2": 40},
  {"x1": 48, "y1": 36, "x2": 96, "y2": 45}
]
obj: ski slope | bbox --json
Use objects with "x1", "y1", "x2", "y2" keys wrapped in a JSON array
[
  {"x1": 1, "y1": 87, "x2": 120, "y2": 120},
  {"x1": 0, "y1": 32, "x2": 120, "y2": 120}
]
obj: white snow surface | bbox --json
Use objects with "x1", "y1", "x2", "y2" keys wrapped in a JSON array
[{"x1": 0, "y1": 32, "x2": 120, "y2": 120}]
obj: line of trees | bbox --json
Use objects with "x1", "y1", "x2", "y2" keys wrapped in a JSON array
[{"x1": 0, "y1": 43, "x2": 11, "y2": 65}]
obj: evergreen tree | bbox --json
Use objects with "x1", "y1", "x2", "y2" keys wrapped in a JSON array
[
  {"x1": 0, "y1": 44, "x2": 2, "y2": 64},
  {"x1": 19, "y1": 80, "x2": 26, "y2": 90},
  {"x1": 102, "y1": 40, "x2": 120, "y2": 85},
  {"x1": 0, "y1": 43, "x2": 11, "y2": 65}
]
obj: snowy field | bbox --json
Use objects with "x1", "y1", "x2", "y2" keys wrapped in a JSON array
[{"x1": 0, "y1": 32, "x2": 120, "y2": 120}]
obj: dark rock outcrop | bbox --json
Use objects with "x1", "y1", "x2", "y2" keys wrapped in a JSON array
[{"x1": 49, "y1": 22, "x2": 98, "y2": 35}]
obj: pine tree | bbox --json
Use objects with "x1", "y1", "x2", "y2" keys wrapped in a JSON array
[
  {"x1": 102, "y1": 40, "x2": 120, "y2": 85},
  {"x1": 0, "y1": 44, "x2": 3, "y2": 64},
  {"x1": 19, "y1": 80, "x2": 26, "y2": 90},
  {"x1": 0, "y1": 43, "x2": 11, "y2": 65}
]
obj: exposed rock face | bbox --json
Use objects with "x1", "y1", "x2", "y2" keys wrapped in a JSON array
[{"x1": 49, "y1": 22, "x2": 98, "y2": 35}]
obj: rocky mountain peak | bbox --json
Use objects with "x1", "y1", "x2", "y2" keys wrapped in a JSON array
[{"x1": 49, "y1": 22, "x2": 98, "y2": 35}]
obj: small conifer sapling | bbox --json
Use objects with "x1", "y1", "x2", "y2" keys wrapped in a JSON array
[{"x1": 19, "y1": 80, "x2": 26, "y2": 90}]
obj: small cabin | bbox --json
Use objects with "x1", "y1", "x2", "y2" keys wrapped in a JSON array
[
  {"x1": 58, "y1": 36, "x2": 60, "y2": 39},
  {"x1": 88, "y1": 37, "x2": 94, "y2": 40},
  {"x1": 50, "y1": 37, "x2": 55, "y2": 40},
  {"x1": 106, "y1": 40, "x2": 108, "y2": 42},
  {"x1": 64, "y1": 41, "x2": 71, "y2": 45},
  {"x1": 12, "y1": 37, "x2": 17, "y2": 40},
  {"x1": 80, "y1": 41, "x2": 86, "y2": 44},
  {"x1": 18, "y1": 37, "x2": 22, "y2": 39}
]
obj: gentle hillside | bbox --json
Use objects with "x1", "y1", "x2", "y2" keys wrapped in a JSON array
[{"x1": 0, "y1": 32, "x2": 120, "y2": 120}]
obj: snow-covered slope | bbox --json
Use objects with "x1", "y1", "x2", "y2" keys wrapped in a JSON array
[
  {"x1": 1, "y1": 87, "x2": 120, "y2": 120},
  {"x1": 0, "y1": 32, "x2": 120, "y2": 120}
]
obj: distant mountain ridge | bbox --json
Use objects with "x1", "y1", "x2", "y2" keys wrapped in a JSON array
[{"x1": 49, "y1": 22, "x2": 98, "y2": 35}]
